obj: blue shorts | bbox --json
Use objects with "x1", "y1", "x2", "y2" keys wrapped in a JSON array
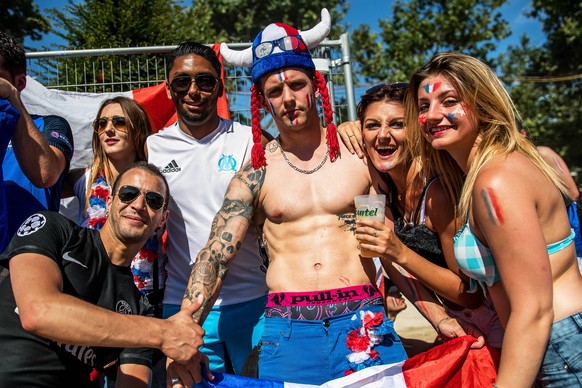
[
  {"x1": 537, "y1": 310, "x2": 582, "y2": 386},
  {"x1": 163, "y1": 295, "x2": 266, "y2": 374},
  {"x1": 258, "y1": 286, "x2": 407, "y2": 384}
]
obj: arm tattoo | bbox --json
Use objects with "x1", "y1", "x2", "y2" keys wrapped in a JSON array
[{"x1": 184, "y1": 164, "x2": 266, "y2": 323}]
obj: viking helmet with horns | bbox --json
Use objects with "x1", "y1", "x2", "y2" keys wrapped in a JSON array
[{"x1": 220, "y1": 8, "x2": 340, "y2": 169}]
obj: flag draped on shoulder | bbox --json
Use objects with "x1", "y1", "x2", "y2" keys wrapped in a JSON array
[
  {"x1": 198, "y1": 336, "x2": 499, "y2": 388},
  {"x1": 21, "y1": 43, "x2": 230, "y2": 169}
]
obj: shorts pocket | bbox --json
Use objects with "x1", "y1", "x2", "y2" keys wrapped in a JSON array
[
  {"x1": 540, "y1": 333, "x2": 582, "y2": 377},
  {"x1": 258, "y1": 339, "x2": 279, "y2": 360}
]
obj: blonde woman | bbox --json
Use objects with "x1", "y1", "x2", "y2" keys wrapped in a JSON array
[{"x1": 406, "y1": 52, "x2": 582, "y2": 387}]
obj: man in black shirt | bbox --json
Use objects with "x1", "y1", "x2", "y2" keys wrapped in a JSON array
[{"x1": 0, "y1": 162, "x2": 207, "y2": 387}]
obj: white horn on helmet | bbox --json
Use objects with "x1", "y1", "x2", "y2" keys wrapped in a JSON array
[
  {"x1": 220, "y1": 42, "x2": 254, "y2": 67},
  {"x1": 299, "y1": 8, "x2": 331, "y2": 49}
]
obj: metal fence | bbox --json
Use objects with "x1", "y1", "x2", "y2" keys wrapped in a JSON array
[{"x1": 25, "y1": 34, "x2": 357, "y2": 137}]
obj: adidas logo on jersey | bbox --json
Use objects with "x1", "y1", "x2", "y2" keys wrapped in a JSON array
[{"x1": 161, "y1": 159, "x2": 181, "y2": 173}]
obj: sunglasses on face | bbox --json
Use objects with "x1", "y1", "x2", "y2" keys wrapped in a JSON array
[
  {"x1": 116, "y1": 185, "x2": 165, "y2": 211},
  {"x1": 169, "y1": 74, "x2": 219, "y2": 94},
  {"x1": 93, "y1": 116, "x2": 128, "y2": 134},
  {"x1": 254, "y1": 35, "x2": 305, "y2": 59}
]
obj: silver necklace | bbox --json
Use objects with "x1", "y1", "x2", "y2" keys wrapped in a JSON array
[{"x1": 277, "y1": 138, "x2": 329, "y2": 175}]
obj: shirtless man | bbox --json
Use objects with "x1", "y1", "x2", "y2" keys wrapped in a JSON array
[{"x1": 170, "y1": 10, "x2": 408, "y2": 386}]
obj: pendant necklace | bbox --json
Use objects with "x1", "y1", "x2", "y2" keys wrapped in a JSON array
[{"x1": 277, "y1": 137, "x2": 329, "y2": 175}]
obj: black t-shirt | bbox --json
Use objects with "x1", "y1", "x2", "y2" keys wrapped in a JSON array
[{"x1": 0, "y1": 211, "x2": 153, "y2": 387}]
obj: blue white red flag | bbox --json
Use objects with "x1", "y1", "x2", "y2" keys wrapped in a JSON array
[{"x1": 198, "y1": 336, "x2": 499, "y2": 388}]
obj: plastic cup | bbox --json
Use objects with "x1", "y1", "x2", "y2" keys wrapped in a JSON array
[{"x1": 354, "y1": 194, "x2": 386, "y2": 258}]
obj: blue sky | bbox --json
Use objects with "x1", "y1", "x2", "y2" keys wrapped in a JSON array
[{"x1": 25, "y1": 0, "x2": 544, "y2": 53}]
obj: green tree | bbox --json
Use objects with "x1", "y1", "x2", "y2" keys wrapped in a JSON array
[
  {"x1": 500, "y1": 0, "x2": 582, "y2": 180},
  {"x1": 47, "y1": 0, "x2": 192, "y2": 48},
  {"x1": 1, "y1": 0, "x2": 50, "y2": 43},
  {"x1": 42, "y1": 0, "x2": 348, "y2": 92},
  {"x1": 351, "y1": 0, "x2": 510, "y2": 83},
  {"x1": 192, "y1": 0, "x2": 348, "y2": 42}
]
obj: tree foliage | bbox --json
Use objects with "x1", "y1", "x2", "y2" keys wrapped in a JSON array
[
  {"x1": 0, "y1": 0, "x2": 50, "y2": 43},
  {"x1": 500, "y1": 0, "x2": 582, "y2": 177},
  {"x1": 351, "y1": 0, "x2": 510, "y2": 83},
  {"x1": 47, "y1": 0, "x2": 190, "y2": 48},
  {"x1": 46, "y1": 0, "x2": 347, "y2": 49}
]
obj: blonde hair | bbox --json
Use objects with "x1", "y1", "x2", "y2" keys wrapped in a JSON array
[
  {"x1": 405, "y1": 52, "x2": 567, "y2": 220},
  {"x1": 86, "y1": 97, "x2": 151, "y2": 210}
]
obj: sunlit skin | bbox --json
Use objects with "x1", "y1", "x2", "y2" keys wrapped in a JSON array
[
  {"x1": 98, "y1": 104, "x2": 137, "y2": 163},
  {"x1": 417, "y1": 75, "x2": 478, "y2": 161},
  {"x1": 361, "y1": 100, "x2": 407, "y2": 173},
  {"x1": 166, "y1": 55, "x2": 221, "y2": 138},
  {"x1": 259, "y1": 68, "x2": 319, "y2": 132}
]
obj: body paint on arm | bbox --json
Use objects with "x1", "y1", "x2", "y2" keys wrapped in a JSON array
[{"x1": 480, "y1": 187, "x2": 504, "y2": 225}]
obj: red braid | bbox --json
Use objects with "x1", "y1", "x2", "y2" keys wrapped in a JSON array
[
  {"x1": 314, "y1": 71, "x2": 340, "y2": 161},
  {"x1": 250, "y1": 85, "x2": 266, "y2": 169}
]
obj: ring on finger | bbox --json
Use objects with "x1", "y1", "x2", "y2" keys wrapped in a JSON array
[{"x1": 170, "y1": 377, "x2": 181, "y2": 384}]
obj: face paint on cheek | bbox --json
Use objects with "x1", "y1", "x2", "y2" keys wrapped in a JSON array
[
  {"x1": 306, "y1": 93, "x2": 313, "y2": 108},
  {"x1": 480, "y1": 187, "x2": 505, "y2": 225},
  {"x1": 418, "y1": 115, "x2": 426, "y2": 126},
  {"x1": 269, "y1": 102, "x2": 276, "y2": 116},
  {"x1": 446, "y1": 105, "x2": 467, "y2": 122}
]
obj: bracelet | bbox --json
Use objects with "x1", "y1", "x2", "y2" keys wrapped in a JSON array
[{"x1": 435, "y1": 317, "x2": 454, "y2": 332}]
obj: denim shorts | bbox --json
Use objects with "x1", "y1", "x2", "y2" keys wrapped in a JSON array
[
  {"x1": 536, "y1": 310, "x2": 582, "y2": 387},
  {"x1": 258, "y1": 304, "x2": 407, "y2": 384}
]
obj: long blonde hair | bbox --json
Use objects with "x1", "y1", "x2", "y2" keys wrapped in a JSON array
[
  {"x1": 86, "y1": 97, "x2": 151, "y2": 209},
  {"x1": 405, "y1": 52, "x2": 567, "y2": 220}
]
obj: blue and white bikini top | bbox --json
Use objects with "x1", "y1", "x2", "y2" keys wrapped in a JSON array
[{"x1": 454, "y1": 217, "x2": 576, "y2": 294}]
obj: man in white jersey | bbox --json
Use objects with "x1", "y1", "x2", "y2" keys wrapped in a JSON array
[{"x1": 146, "y1": 42, "x2": 270, "y2": 380}]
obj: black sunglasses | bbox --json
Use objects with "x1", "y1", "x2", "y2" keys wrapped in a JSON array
[
  {"x1": 117, "y1": 185, "x2": 165, "y2": 211},
  {"x1": 169, "y1": 74, "x2": 219, "y2": 94},
  {"x1": 93, "y1": 116, "x2": 128, "y2": 134}
]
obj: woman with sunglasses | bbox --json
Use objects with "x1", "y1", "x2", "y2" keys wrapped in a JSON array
[
  {"x1": 406, "y1": 52, "x2": 582, "y2": 386},
  {"x1": 339, "y1": 83, "x2": 504, "y2": 350}
]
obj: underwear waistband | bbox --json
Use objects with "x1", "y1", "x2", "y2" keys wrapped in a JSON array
[
  {"x1": 266, "y1": 284, "x2": 382, "y2": 307},
  {"x1": 265, "y1": 285, "x2": 384, "y2": 320}
]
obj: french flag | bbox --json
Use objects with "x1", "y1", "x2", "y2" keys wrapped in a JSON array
[{"x1": 199, "y1": 336, "x2": 499, "y2": 388}]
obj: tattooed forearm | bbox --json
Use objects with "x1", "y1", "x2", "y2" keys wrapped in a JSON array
[
  {"x1": 337, "y1": 213, "x2": 356, "y2": 233},
  {"x1": 183, "y1": 162, "x2": 265, "y2": 323}
]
